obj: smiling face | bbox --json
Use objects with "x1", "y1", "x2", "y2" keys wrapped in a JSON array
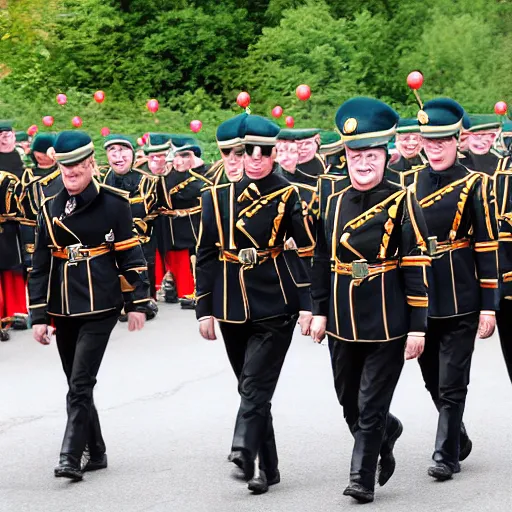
[
  {"x1": 0, "y1": 130, "x2": 15, "y2": 153},
  {"x1": 346, "y1": 146, "x2": 387, "y2": 191},
  {"x1": 468, "y1": 129, "x2": 499, "y2": 155},
  {"x1": 276, "y1": 141, "x2": 299, "y2": 172},
  {"x1": 423, "y1": 136, "x2": 458, "y2": 171},
  {"x1": 296, "y1": 135, "x2": 320, "y2": 164},
  {"x1": 106, "y1": 144, "x2": 133, "y2": 175},
  {"x1": 220, "y1": 145, "x2": 244, "y2": 182},
  {"x1": 396, "y1": 132, "x2": 423, "y2": 159},
  {"x1": 59, "y1": 156, "x2": 94, "y2": 195},
  {"x1": 243, "y1": 144, "x2": 276, "y2": 180}
]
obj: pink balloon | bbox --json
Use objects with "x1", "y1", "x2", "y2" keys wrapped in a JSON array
[
  {"x1": 495, "y1": 101, "x2": 508, "y2": 116},
  {"x1": 42, "y1": 116, "x2": 54, "y2": 127},
  {"x1": 56, "y1": 93, "x2": 67, "y2": 105},
  {"x1": 237, "y1": 91, "x2": 251, "y2": 108},
  {"x1": 190, "y1": 120, "x2": 203, "y2": 133},
  {"x1": 94, "y1": 90, "x2": 106, "y2": 103},
  {"x1": 100, "y1": 127, "x2": 110, "y2": 136},
  {"x1": 295, "y1": 85, "x2": 311, "y2": 101},
  {"x1": 147, "y1": 99, "x2": 159, "y2": 114},
  {"x1": 271, "y1": 106, "x2": 283, "y2": 118},
  {"x1": 407, "y1": 71, "x2": 424, "y2": 90},
  {"x1": 27, "y1": 124, "x2": 38, "y2": 136},
  {"x1": 72, "y1": 116, "x2": 83, "y2": 128},
  {"x1": 137, "y1": 137, "x2": 144, "y2": 146},
  {"x1": 285, "y1": 116, "x2": 295, "y2": 128}
]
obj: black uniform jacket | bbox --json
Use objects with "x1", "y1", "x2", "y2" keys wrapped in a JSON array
[
  {"x1": 462, "y1": 150, "x2": 507, "y2": 178},
  {"x1": 412, "y1": 163, "x2": 499, "y2": 317},
  {"x1": 493, "y1": 165, "x2": 512, "y2": 298},
  {"x1": 0, "y1": 171, "x2": 23, "y2": 271},
  {"x1": 0, "y1": 151, "x2": 24, "y2": 178},
  {"x1": 15, "y1": 166, "x2": 62, "y2": 268},
  {"x1": 101, "y1": 168, "x2": 158, "y2": 245},
  {"x1": 312, "y1": 180, "x2": 430, "y2": 342},
  {"x1": 154, "y1": 168, "x2": 211, "y2": 252},
  {"x1": 387, "y1": 154, "x2": 427, "y2": 188},
  {"x1": 195, "y1": 172, "x2": 315, "y2": 323},
  {"x1": 318, "y1": 162, "x2": 350, "y2": 219},
  {"x1": 28, "y1": 180, "x2": 150, "y2": 324}
]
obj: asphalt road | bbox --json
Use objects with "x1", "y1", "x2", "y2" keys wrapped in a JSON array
[{"x1": 1, "y1": 303, "x2": 511, "y2": 512}]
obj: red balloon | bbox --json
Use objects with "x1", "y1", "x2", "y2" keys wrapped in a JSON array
[
  {"x1": 100, "y1": 127, "x2": 110, "y2": 137},
  {"x1": 56, "y1": 93, "x2": 67, "y2": 105},
  {"x1": 27, "y1": 124, "x2": 38, "y2": 136},
  {"x1": 190, "y1": 120, "x2": 203, "y2": 133},
  {"x1": 137, "y1": 137, "x2": 144, "y2": 146},
  {"x1": 495, "y1": 101, "x2": 508, "y2": 116},
  {"x1": 407, "y1": 71, "x2": 424, "y2": 90},
  {"x1": 296, "y1": 84, "x2": 311, "y2": 101},
  {"x1": 142, "y1": 132, "x2": 150, "y2": 144},
  {"x1": 147, "y1": 99, "x2": 159, "y2": 113},
  {"x1": 94, "y1": 90, "x2": 105, "y2": 104},
  {"x1": 285, "y1": 116, "x2": 295, "y2": 128},
  {"x1": 237, "y1": 91, "x2": 251, "y2": 108},
  {"x1": 42, "y1": 116, "x2": 54, "y2": 127},
  {"x1": 271, "y1": 106, "x2": 283, "y2": 118},
  {"x1": 72, "y1": 116, "x2": 82, "y2": 128}
]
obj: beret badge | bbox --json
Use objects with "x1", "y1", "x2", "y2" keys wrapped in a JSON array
[{"x1": 417, "y1": 110, "x2": 429, "y2": 125}]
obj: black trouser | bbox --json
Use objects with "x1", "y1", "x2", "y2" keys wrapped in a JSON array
[
  {"x1": 219, "y1": 314, "x2": 296, "y2": 474},
  {"x1": 54, "y1": 312, "x2": 118, "y2": 466},
  {"x1": 497, "y1": 299, "x2": 512, "y2": 383},
  {"x1": 142, "y1": 242, "x2": 156, "y2": 299},
  {"x1": 418, "y1": 312, "x2": 478, "y2": 470},
  {"x1": 328, "y1": 336, "x2": 406, "y2": 491}
]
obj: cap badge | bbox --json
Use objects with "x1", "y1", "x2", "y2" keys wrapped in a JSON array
[
  {"x1": 343, "y1": 118, "x2": 358, "y2": 135},
  {"x1": 417, "y1": 110, "x2": 429, "y2": 125}
]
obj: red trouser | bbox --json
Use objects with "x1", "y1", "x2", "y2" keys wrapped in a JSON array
[
  {"x1": 0, "y1": 270, "x2": 28, "y2": 319},
  {"x1": 155, "y1": 249, "x2": 194, "y2": 298}
]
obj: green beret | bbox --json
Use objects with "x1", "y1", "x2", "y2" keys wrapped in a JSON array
[
  {"x1": 396, "y1": 118, "x2": 421, "y2": 134},
  {"x1": 318, "y1": 130, "x2": 343, "y2": 155},
  {"x1": 502, "y1": 119, "x2": 512, "y2": 135},
  {"x1": 143, "y1": 133, "x2": 171, "y2": 155},
  {"x1": 277, "y1": 128, "x2": 320, "y2": 141},
  {"x1": 169, "y1": 134, "x2": 197, "y2": 148},
  {"x1": 462, "y1": 111, "x2": 471, "y2": 131},
  {"x1": 104, "y1": 134, "x2": 135, "y2": 151},
  {"x1": 241, "y1": 115, "x2": 280, "y2": 146},
  {"x1": 0, "y1": 120, "x2": 14, "y2": 132},
  {"x1": 216, "y1": 114, "x2": 248, "y2": 149},
  {"x1": 174, "y1": 144, "x2": 202, "y2": 158},
  {"x1": 335, "y1": 97, "x2": 399, "y2": 149},
  {"x1": 52, "y1": 130, "x2": 94, "y2": 165},
  {"x1": 31, "y1": 133, "x2": 56, "y2": 154},
  {"x1": 418, "y1": 98, "x2": 464, "y2": 139},
  {"x1": 15, "y1": 131, "x2": 29, "y2": 142},
  {"x1": 467, "y1": 114, "x2": 502, "y2": 132}
]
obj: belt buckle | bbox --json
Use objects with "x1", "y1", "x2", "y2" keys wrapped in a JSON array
[
  {"x1": 427, "y1": 236, "x2": 438, "y2": 256},
  {"x1": 66, "y1": 243, "x2": 83, "y2": 264},
  {"x1": 238, "y1": 247, "x2": 258, "y2": 266},
  {"x1": 351, "y1": 259, "x2": 369, "y2": 279}
]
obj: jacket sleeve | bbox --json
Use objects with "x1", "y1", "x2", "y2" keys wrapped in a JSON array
[
  {"x1": 470, "y1": 175, "x2": 500, "y2": 311},
  {"x1": 195, "y1": 187, "x2": 220, "y2": 319},
  {"x1": 398, "y1": 189, "x2": 431, "y2": 334},
  {"x1": 27, "y1": 205, "x2": 52, "y2": 324},
  {"x1": 113, "y1": 198, "x2": 151, "y2": 313},
  {"x1": 310, "y1": 193, "x2": 333, "y2": 317}
]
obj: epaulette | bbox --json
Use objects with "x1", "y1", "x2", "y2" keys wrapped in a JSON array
[{"x1": 39, "y1": 169, "x2": 61, "y2": 186}]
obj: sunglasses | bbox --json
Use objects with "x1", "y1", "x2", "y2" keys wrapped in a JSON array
[
  {"x1": 245, "y1": 144, "x2": 274, "y2": 157},
  {"x1": 220, "y1": 147, "x2": 245, "y2": 157}
]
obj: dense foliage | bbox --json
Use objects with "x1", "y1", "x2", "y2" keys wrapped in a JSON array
[{"x1": 1, "y1": 0, "x2": 511, "y2": 160}]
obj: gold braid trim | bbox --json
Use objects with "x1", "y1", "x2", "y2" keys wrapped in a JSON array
[
  {"x1": 407, "y1": 296, "x2": 429, "y2": 307},
  {"x1": 400, "y1": 255, "x2": 432, "y2": 267},
  {"x1": 114, "y1": 237, "x2": 140, "y2": 251},
  {"x1": 269, "y1": 187, "x2": 294, "y2": 247},
  {"x1": 480, "y1": 278, "x2": 498, "y2": 289},
  {"x1": 474, "y1": 241, "x2": 499, "y2": 252}
]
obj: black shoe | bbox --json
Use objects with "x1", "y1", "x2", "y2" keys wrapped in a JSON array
[
  {"x1": 459, "y1": 428, "x2": 472, "y2": 462},
  {"x1": 0, "y1": 329, "x2": 9, "y2": 342},
  {"x1": 228, "y1": 450, "x2": 254, "y2": 481},
  {"x1": 428, "y1": 462, "x2": 454, "y2": 481},
  {"x1": 378, "y1": 419, "x2": 403, "y2": 487},
  {"x1": 343, "y1": 483, "x2": 374, "y2": 504},
  {"x1": 83, "y1": 454, "x2": 108, "y2": 472},
  {"x1": 146, "y1": 300, "x2": 158, "y2": 320},
  {"x1": 118, "y1": 314, "x2": 128, "y2": 323},
  {"x1": 54, "y1": 462, "x2": 83, "y2": 481},
  {"x1": 179, "y1": 296, "x2": 196, "y2": 310}
]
